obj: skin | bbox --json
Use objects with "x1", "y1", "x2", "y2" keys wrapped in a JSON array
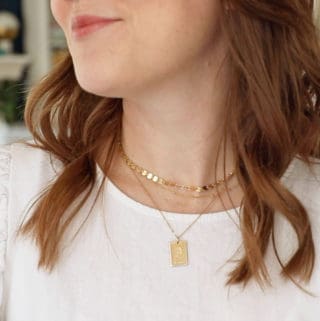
[{"x1": 51, "y1": 0, "x2": 243, "y2": 213}]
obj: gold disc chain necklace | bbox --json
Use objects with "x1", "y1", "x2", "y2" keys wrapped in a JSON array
[
  {"x1": 118, "y1": 140, "x2": 236, "y2": 267},
  {"x1": 118, "y1": 141, "x2": 235, "y2": 193}
]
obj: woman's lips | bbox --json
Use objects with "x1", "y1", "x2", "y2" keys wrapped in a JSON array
[{"x1": 71, "y1": 15, "x2": 122, "y2": 39}]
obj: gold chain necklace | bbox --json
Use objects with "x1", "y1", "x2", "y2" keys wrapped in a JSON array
[
  {"x1": 132, "y1": 169, "x2": 221, "y2": 267},
  {"x1": 151, "y1": 173, "x2": 238, "y2": 198},
  {"x1": 119, "y1": 141, "x2": 236, "y2": 267},
  {"x1": 118, "y1": 141, "x2": 235, "y2": 193},
  {"x1": 123, "y1": 153, "x2": 238, "y2": 199}
]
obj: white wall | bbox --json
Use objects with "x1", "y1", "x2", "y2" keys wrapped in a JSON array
[{"x1": 22, "y1": 0, "x2": 51, "y2": 85}]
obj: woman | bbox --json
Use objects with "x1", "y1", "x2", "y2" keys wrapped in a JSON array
[{"x1": 0, "y1": 0, "x2": 320, "y2": 320}]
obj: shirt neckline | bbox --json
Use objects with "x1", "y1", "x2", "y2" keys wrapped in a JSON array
[
  {"x1": 95, "y1": 157, "x2": 296, "y2": 222},
  {"x1": 106, "y1": 175, "x2": 241, "y2": 221}
]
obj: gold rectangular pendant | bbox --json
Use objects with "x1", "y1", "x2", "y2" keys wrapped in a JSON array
[{"x1": 170, "y1": 239, "x2": 188, "y2": 267}]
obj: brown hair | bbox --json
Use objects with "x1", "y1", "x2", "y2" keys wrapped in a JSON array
[{"x1": 18, "y1": 0, "x2": 320, "y2": 294}]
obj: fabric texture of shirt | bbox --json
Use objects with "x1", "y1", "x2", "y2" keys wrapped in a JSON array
[{"x1": 0, "y1": 141, "x2": 319, "y2": 321}]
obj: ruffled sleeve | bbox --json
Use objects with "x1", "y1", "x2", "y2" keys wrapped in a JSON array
[{"x1": 0, "y1": 144, "x2": 11, "y2": 309}]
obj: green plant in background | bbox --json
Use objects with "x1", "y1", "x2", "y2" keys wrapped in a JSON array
[{"x1": 0, "y1": 80, "x2": 23, "y2": 124}]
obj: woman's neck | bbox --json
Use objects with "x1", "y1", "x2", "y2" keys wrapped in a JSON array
[{"x1": 119, "y1": 55, "x2": 234, "y2": 187}]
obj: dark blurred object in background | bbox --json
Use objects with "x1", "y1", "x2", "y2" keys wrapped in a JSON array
[
  {"x1": 0, "y1": 0, "x2": 27, "y2": 124},
  {"x1": 0, "y1": 0, "x2": 23, "y2": 53}
]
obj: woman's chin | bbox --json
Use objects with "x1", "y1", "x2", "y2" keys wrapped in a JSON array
[{"x1": 75, "y1": 73, "x2": 123, "y2": 98}]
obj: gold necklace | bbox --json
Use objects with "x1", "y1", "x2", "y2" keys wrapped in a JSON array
[
  {"x1": 126, "y1": 157, "x2": 237, "y2": 199},
  {"x1": 131, "y1": 166, "x2": 232, "y2": 267},
  {"x1": 118, "y1": 140, "x2": 235, "y2": 193},
  {"x1": 154, "y1": 174, "x2": 238, "y2": 198}
]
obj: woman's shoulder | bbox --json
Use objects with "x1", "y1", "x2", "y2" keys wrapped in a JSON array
[
  {"x1": 0, "y1": 139, "x2": 63, "y2": 182},
  {"x1": 284, "y1": 155, "x2": 320, "y2": 225},
  {"x1": 285, "y1": 155, "x2": 320, "y2": 193},
  {"x1": 0, "y1": 139, "x2": 64, "y2": 231}
]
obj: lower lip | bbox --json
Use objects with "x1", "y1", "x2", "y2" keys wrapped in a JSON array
[{"x1": 72, "y1": 20, "x2": 121, "y2": 39}]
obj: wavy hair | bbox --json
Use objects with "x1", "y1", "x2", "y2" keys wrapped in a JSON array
[{"x1": 18, "y1": 0, "x2": 320, "y2": 294}]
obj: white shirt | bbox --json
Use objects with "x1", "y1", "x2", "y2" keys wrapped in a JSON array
[{"x1": 0, "y1": 141, "x2": 319, "y2": 321}]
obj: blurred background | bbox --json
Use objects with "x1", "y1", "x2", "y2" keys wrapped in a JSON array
[
  {"x1": 0, "y1": 0, "x2": 67, "y2": 144},
  {"x1": 0, "y1": 1, "x2": 319, "y2": 145}
]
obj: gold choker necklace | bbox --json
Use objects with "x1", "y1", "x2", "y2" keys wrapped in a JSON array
[{"x1": 118, "y1": 140, "x2": 235, "y2": 193}]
